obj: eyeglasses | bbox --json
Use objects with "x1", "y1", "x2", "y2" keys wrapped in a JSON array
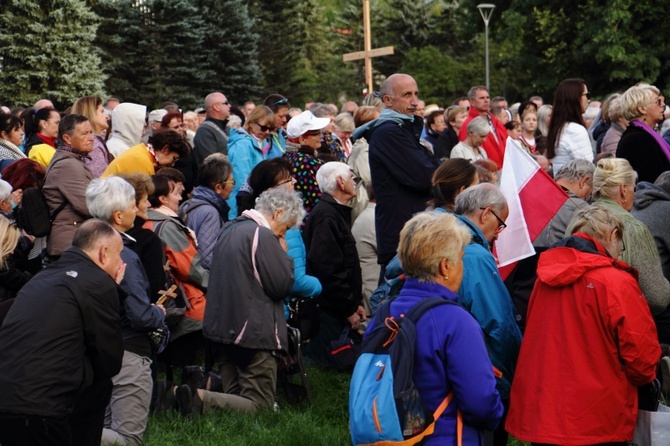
[
  {"x1": 220, "y1": 179, "x2": 235, "y2": 186},
  {"x1": 255, "y1": 122, "x2": 273, "y2": 132},
  {"x1": 276, "y1": 177, "x2": 293, "y2": 187},
  {"x1": 272, "y1": 98, "x2": 289, "y2": 106},
  {"x1": 582, "y1": 92, "x2": 591, "y2": 100},
  {"x1": 651, "y1": 97, "x2": 666, "y2": 107},
  {"x1": 480, "y1": 207, "x2": 507, "y2": 232}
]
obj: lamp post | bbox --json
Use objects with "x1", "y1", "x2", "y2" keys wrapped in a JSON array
[{"x1": 477, "y1": 3, "x2": 496, "y2": 91}]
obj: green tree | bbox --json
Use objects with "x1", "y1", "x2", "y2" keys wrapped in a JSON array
[
  {"x1": 92, "y1": 0, "x2": 153, "y2": 104},
  {"x1": 0, "y1": 0, "x2": 106, "y2": 108},
  {"x1": 198, "y1": 0, "x2": 263, "y2": 105}
]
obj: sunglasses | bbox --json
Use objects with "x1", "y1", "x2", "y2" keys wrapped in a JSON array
[
  {"x1": 480, "y1": 207, "x2": 507, "y2": 232},
  {"x1": 219, "y1": 101, "x2": 230, "y2": 106},
  {"x1": 255, "y1": 122, "x2": 273, "y2": 132},
  {"x1": 220, "y1": 179, "x2": 235, "y2": 186},
  {"x1": 582, "y1": 92, "x2": 591, "y2": 100},
  {"x1": 272, "y1": 98, "x2": 289, "y2": 106}
]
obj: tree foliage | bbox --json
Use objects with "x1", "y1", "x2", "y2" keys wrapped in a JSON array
[{"x1": 0, "y1": 0, "x2": 106, "y2": 108}]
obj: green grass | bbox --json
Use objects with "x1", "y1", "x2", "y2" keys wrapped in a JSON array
[
  {"x1": 143, "y1": 366, "x2": 530, "y2": 446},
  {"x1": 144, "y1": 367, "x2": 351, "y2": 446}
]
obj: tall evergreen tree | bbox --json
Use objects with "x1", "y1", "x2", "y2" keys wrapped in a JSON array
[
  {"x1": 249, "y1": 0, "x2": 306, "y2": 99},
  {"x1": 0, "y1": 0, "x2": 106, "y2": 108},
  {"x1": 198, "y1": 0, "x2": 263, "y2": 105}
]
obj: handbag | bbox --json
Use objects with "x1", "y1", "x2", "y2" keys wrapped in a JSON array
[
  {"x1": 634, "y1": 379, "x2": 670, "y2": 446},
  {"x1": 287, "y1": 296, "x2": 320, "y2": 341}
]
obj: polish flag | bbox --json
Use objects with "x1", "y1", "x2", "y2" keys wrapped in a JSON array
[{"x1": 496, "y1": 140, "x2": 569, "y2": 279}]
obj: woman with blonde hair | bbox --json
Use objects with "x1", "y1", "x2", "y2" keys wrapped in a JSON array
[
  {"x1": 71, "y1": 95, "x2": 114, "y2": 177},
  {"x1": 580, "y1": 157, "x2": 670, "y2": 314},
  {"x1": 226, "y1": 105, "x2": 275, "y2": 218},
  {"x1": 507, "y1": 203, "x2": 659, "y2": 445},
  {"x1": 616, "y1": 83, "x2": 669, "y2": 182},
  {"x1": 0, "y1": 214, "x2": 26, "y2": 304},
  {"x1": 360, "y1": 212, "x2": 504, "y2": 445}
]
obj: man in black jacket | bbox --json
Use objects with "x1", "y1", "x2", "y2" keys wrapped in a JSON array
[
  {"x1": 0, "y1": 219, "x2": 125, "y2": 446},
  {"x1": 303, "y1": 162, "x2": 363, "y2": 363}
]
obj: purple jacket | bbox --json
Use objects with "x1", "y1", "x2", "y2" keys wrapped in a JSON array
[{"x1": 367, "y1": 278, "x2": 503, "y2": 445}]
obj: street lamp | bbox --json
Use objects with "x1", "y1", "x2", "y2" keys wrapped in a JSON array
[{"x1": 477, "y1": 3, "x2": 496, "y2": 91}]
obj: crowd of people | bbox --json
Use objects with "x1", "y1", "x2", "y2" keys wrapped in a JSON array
[{"x1": 0, "y1": 73, "x2": 669, "y2": 446}]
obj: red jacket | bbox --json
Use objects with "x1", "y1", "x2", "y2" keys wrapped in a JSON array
[
  {"x1": 458, "y1": 108, "x2": 507, "y2": 168},
  {"x1": 506, "y1": 233, "x2": 660, "y2": 445}
]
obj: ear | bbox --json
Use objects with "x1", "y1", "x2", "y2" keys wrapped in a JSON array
[
  {"x1": 0, "y1": 131, "x2": 7, "y2": 140},
  {"x1": 480, "y1": 207, "x2": 489, "y2": 224},
  {"x1": 97, "y1": 244, "x2": 108, "y2": 267},
  {"x1": 637, "y1": 105, "x2": 647, "y2": 117},
  {"x1": 273, "y1": 209, "x2": 284, "y2": 221},
  {"x1": 438, "y1": 258, "x2": 450, "y2": 278},
  {"x1": 112, "y1": 210, "x2": 123, "y2": 226},
  {"x1": 61, "y1": 132, "x2": 72, "y2": 145},
  {"x1": 578, "y1": 176, "x2": 589, "y2": 190}
]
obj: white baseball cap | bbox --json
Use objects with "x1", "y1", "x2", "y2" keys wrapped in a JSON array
[
  {"x1": 286, "y1": 111, "x2": 330, "y2": 139},
  {"x1": 148, "y1": 109, "x2": 168, "y2": 123}
]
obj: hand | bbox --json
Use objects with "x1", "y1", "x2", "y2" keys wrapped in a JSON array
[
  {"x1": 114, "y1": 262, "x2": 127, "y2": 285},
  {"x1": 154, "y1": 304, "x2": 166, "y2": 316},
  {"x1": 10, "y1": 189, "x2": 22, "y2": 206},
  {"x1": 347, "y1": 311, "x2": 361, "y2": 330},
  {"x1": 356, "y1": 305, "x2": 367, "y2": 322}
]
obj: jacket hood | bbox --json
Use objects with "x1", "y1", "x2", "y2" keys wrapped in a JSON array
[
  {"x1": 108, "y1": 103, "x2": 147, "y2": 149},
  {"x1": 633, "y1": 181, "x2": 670, "y2": 210},
  {"x1": 537, "y1": 233, "x2": 637, "y2": 287}
]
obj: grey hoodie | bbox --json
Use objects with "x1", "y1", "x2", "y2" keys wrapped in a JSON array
[
  {"x1": 106, "y1": 103, "x2": 147, "y2": 158},
  {"x1": 632, "y1": 181, "x2": 670, "y2": 280}
]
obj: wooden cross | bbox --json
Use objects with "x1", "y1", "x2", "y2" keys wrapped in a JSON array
[{"x1": 342, "y1": 0, "x2": 394, "y2": 94}]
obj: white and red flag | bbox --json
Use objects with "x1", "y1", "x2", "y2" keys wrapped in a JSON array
[{"x1": 496, "y1": 140, "x2": 568, "y2": 279}]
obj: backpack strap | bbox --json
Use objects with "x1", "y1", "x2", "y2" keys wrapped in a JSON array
[{"x1": 405, "y1": 297, "x2": 459, "y2": 324}]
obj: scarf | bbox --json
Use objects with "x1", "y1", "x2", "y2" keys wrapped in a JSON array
[
  {"x1": 0, "y1": 139, "x2": 26, "y2": 159},
  {"x1": 37, "y1": 133, "x2": 57, "y2": 148},
  {"x1": 631, "y1": 120, "x2": 670, "y2": 162},
  {"x1": 56, "y1": 143, "x2": 91, "y2": 161}
]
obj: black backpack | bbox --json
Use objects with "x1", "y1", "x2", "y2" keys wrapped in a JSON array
[{"x1": 16, "y1": 187, "x2": 67, "y2": 237}]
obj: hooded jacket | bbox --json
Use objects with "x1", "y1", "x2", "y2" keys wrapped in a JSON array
[
  {"x1": 632, "y1": 181, "x2": 670, "y2": 343},
  {"x1": 506, "y1": 233, "x2": 660, "y2": 444},
  {"x1": 106, "y1": 103, "x2": 147, "y2": 158}
]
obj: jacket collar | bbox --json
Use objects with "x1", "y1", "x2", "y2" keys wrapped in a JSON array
[{"x1": 455, "y1": 213, "x2": 489, "y2": 250}]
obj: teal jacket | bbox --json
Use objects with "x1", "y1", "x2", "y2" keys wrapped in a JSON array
[
  {"x1": 452, "y1": 212, "x2": 522, "y2": 400},
  {"x1": 227, "y1": 129, "x2": 266, "y2": 219}
]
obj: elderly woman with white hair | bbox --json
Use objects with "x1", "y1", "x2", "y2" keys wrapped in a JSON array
[
  {"x1": 333, "y1": 112, "x2": 355, "y2": 158},
  {"x1": 176, "y1": 188, "x2": 304, "y2": 415},
  {"x1": 450, "y1": 116, "x2": 490, "y2": 161},
  {"x1": 601, "y1": 94, "x2": 628, "y2": 155},
  {"x1": 85, "y1": 176, "x2": 166, "y2": 446},
  {"x1": 616, "y1": 83, "x2": 669, "y2": 182},
  {"x1": 302, "y1": 161, "x2": 363, "y2": 363}
]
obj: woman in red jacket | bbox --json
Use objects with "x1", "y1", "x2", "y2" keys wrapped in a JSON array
[{"x1": 506, "y1": 204, "x2": 660, "y2": 445}]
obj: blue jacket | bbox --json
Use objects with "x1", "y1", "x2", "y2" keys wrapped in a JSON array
[
  {"x1": 454, "y1": 213, "x2": 522, "y2": 400},
  {"x1": 180, "y1": 186, "x2": 230, "y2": 270},
  {"x1": 363, "y1": 109, "x2": 440, "y2": 264},
  {"x1": 226, "y1": 129, "x2": 266, "y2": 219},
  {"x1": 284, "y1": 228, "x2": 322, "y2": 318},
  {"x1": 119, "y1": 232, "x2": 165, "y2": 352},
  {"x1": 367, "y1": 278, "x2": 503, "y2": 445}
]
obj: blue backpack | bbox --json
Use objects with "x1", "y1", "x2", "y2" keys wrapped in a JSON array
[{"x1": 349, "y1": 298, "x2": 462, "y2": 445}]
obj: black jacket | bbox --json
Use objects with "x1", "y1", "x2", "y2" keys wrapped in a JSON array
[
  {"x1": 303, "y1": 193, "x2": 362, "y2": 319},
  {"x1": 616, "y1": 124, "x2": 670, "y2": 183},
  {"x1": 0, "y1": 247, "x2": 123, "y2": 417}
]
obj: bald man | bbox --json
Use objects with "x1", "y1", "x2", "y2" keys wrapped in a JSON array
[
  {"x1": 355, "y1": 73, "x2": 439, "y2": 275},
  {"x1": 34, "y1": 99, "x2": 54, "y2": 110},
  {"x1": 193, "y1": 92, "x2": 232, "y2": 164}
]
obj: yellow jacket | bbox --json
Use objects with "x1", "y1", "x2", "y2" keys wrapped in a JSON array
[
  {"x1": 102, "y1": 143, "x2": 156, "y2": 177},
  {"x1": 28, "y1": 144, "x2": 56, "y2": 168}
]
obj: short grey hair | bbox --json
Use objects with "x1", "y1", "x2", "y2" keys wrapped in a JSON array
[
  {"x1": 316, "y1": 162, "x2": 352, "y2": 195},
  {"x1": 398, "y1": 212, "x2": 471, "y2": 282},
  {"x1": 620, "y1": 83, "x2": 660, "y2": 121},
  {"x1": 569, "y1": 203, "x2": 624, "y2": 246},
  {"x1": 455, "y1": 183, "x2": 507, "y2": 216},
  {"x1": 0, "y1": 179, "x2": 12, "y2": 201},
  {"x1": 467, "y1": 86, "x2": 489, "y2": 100},
  {"x1": 255, "y1": 188, "x2": 305, "y2": 228},
  {"x1": 607, "y1": 95, "x2": 625, "y2": 122},
  {"x1": 467, "y1": 116, "x2": 491, "y2": 136},
  {"x1": 309, "y1": 103, "x2": 335, "y2": 118},
  {"x1": 334, "y1": 113, "x2": 355, "y2": 133},
  {"x1": 554, "y1": 159, "x2": 595, "y2": 183},
  {"x1": 86, "y1": 176, "x2": 136, "y2": 222}
]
